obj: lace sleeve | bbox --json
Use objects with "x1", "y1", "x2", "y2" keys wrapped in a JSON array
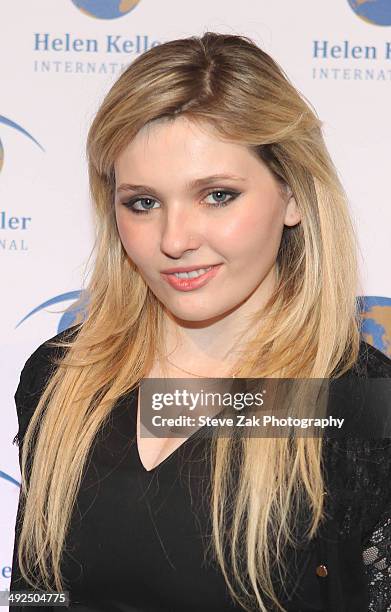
[
  {"x1": 345, "y1": 342, "x2": 391, "y2": 610},
  {"x1": 362, "y1": 505, "x2": 391, "y2": 612}
]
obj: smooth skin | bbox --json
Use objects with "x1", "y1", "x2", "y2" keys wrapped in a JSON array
[{"x1": 114, "y1": 116, "x2": 301, "y2": 469}]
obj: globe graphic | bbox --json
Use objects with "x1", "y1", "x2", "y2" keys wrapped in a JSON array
[
  {"x1": 347, "y1": 0, "x2": 391, "y2": 26},
  {"x1": 71, "y1": 0, "x2": 140, "y2": 19},
  {"x1": 360, "y1": 296, "x2": 391, "y2": 357}
]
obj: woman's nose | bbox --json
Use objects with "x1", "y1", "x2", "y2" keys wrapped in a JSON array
[{"x1": 160, "y1": 207, "x2": 203, "y2": 257}]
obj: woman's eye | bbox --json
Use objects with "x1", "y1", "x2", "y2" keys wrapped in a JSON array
[
  {"x1": 123, "y1": 197, "x2": 160, "y2": 214},
  {"x1": 202, "y1": 190, "x2": 239, "y2": 207},
  {"x1": 122, "y1": 189, "x2": 240, "y2": 215}
]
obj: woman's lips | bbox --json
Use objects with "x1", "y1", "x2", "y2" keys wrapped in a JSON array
[{"x1": 161, "y1": 264, "x2": 223, "y2": 291}]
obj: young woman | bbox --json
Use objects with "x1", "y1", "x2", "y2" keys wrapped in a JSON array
[{"x1": 10, "y1": 32, "x2": 391, "y2": 612}]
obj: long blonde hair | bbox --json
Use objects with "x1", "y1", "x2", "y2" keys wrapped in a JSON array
[{"x1": 17, "y1": 32, "x2": 362, "y2": 611}]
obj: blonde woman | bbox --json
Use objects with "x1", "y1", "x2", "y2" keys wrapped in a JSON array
[{"x1": 10, "y1": 32, "x2": 391, "y2": 612}]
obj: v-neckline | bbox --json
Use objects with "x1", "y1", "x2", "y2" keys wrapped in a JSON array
[{"x1": 133, "y1": 386, "x2": 204, "y2": 473}]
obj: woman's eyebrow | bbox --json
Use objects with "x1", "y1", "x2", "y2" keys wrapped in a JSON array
[{"x1": 116, "y1": 173, "x2": 246, "y2": 194}]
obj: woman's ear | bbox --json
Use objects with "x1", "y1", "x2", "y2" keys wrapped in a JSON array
[{"x1": 284, "y1": 193, "x2": 301, "y2": 227}]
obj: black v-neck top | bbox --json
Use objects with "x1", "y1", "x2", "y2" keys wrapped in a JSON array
[{"x1": 9, "y1": 327, "x2": 391, "y2": 611}]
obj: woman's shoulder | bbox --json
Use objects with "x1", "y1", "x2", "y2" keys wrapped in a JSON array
[
  {"x1": 13, "y1": 325, "x2": 80, "y2": 450},
  {"x1": 17, "y1": 324, "x2": 80, "y2": 374},
  {"x1": 346, "y1": 338, "x2": 391, "y2": 378},
  {"x1": 14, "y1": 324, "x2": 80, "y2": 404}
]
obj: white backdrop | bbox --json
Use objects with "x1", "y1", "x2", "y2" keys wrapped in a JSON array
[{"x1": 1, "y1": 0, "x2": 390, "y2": 595}]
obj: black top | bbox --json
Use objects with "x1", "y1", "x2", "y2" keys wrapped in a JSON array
[{"x1": 9, "y1": 327, "x2": 391, "y2": 611}]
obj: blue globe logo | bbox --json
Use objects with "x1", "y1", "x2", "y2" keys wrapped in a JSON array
[
  {"x1": 71, "y1": 0, "x2": 140, "y2": 19},
  {"x1": 347, "y1": 0, "x2": 391, "y2": 26},
  {"x1": 15, "y1": 290, "x2": 88, "y2": 334},
  {"x1": 0, "y1": 115, "x2": 44, "y2": 175},
  {"x1": 360, "y1": 296, "x2": 391, "y2": 357}
]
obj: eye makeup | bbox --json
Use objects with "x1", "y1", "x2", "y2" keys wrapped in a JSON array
[{"x1": 120, "y1": 189, "x2": 241, "y2": 215}]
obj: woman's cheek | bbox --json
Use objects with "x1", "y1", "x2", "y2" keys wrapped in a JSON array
[{"x1": 116, "y1": 217, "x2": 145, "y2": 257}]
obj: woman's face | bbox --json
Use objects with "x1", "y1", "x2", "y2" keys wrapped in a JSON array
[{"x1": 114, "y1": 116, "x2": 300, "y2": 323}]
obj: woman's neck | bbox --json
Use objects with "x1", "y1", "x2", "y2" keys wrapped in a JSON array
[{"x1": 159, "y1": 311, "x2": 253, "y2": 378}]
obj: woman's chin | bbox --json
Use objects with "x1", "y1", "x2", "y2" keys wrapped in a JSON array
[{"x1": 162, "y1": 302, "x2": 238, "y2": 326}]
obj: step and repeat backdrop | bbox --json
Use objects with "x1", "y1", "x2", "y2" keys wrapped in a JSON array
[{"x1": 1, "y1": 0, "x2": 390, "y2": 595}]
